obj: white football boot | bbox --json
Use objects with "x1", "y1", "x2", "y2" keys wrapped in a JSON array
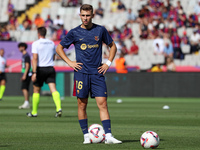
[
  {"x1": 105, "y1": 133, "x2": 122, "y2": 144},
  {"x1": 19, "y1": 101, "x2": 30, "y2": 109},
  {"x1": 83, "y1": 133, "x2": 91, "y2": 144}
]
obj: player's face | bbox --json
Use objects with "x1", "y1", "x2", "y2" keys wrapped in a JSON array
[
  {"x1": 0, "y1": 50, "x2": 4, "y2": 57},
  {"x1": 80, "y1": 10, "x2": 94, "y2": 27},
  {"x1": 18, "y1": 47, "x2": 24, "y2": 53}
]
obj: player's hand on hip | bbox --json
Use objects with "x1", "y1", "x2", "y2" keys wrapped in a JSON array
[
  {"x1": 98, "y1": 64, "x2": 109, "y2": 75},
  {"x1": 69, "y1": 61, "x2": 83, "y2": 72},
  {"x1": 31, "y1": 74, "x2": 37, "y2": 82}
]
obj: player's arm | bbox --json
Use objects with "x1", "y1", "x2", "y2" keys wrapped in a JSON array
[
  {"x1": 56, "y1": 44, "x2": 83, "y2": 71},
  {"x1": 21, "y1": 62, "x2": 30, "y2": 80},
  {"x1": 98, "y1": 41, "x2": 117, "y2": 75},
  {"x1": 31, "y1": 53, "x2": 38, "y2": 82}
]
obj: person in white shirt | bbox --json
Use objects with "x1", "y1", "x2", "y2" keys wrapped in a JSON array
[
  {"x1": 27, "y1": 27, "x2": 62, "y2": 117},
  {"x1": 0, "y1": 49, "x2": 7, "y2": 100},
  {"x1": 153, "y1": 36, "x2": 165, "y2": 55},
  {"x1": 53, "y1": 15, "x2": 64, "y2": 26},
  {"x1": 190, "y1": 29, "x2": 200, "y2": 54}
]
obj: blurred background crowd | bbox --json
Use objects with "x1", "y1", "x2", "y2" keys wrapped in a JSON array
[{"x1": 0, "y1": 0, "x2": 200, "y2": 72}]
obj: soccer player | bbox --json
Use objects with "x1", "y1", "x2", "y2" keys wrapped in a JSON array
[
  {"x1": 27, "y1": 27, "x2": 62, "y2": 117},
  {"x1": 56, "y1": 4, "x2": 122, "y2": 144},
  {"x1": 0, "y1": 48, "x2": 7, "y2": 100},
  {"x1": 18, "y1": 43, "x2": 32, "y2": 109}
]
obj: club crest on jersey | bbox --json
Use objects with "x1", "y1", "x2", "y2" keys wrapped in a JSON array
[
  {"x1": 80, "y1": 44, "x2": 87, "y2": 50},
  {"x1": 95, "y1": 36, "x2": 99, "y2": 41}
]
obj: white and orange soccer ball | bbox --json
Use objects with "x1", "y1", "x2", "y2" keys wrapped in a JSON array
[
  {"x1": 140, "y1": 131, "x2": 160, "y2": 149},
  {"x1": 88, "y1": 124, "x2": 105, "y2": 143}
]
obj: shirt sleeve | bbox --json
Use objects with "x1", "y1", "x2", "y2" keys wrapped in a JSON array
[
  {"x1": 102, "y1": 26, "x2": 113, "y2": 45},
  {"x1": 32, "y1": 41, "x2": 38, "y2": 54},
  {"x1": 25, "y1": 55, "x2": 30, "y2": 63},
  {"x1": 60, "y1": 30, "x2": 74, "y2": 49},
  {"x1": 53, "y1": 44, "x2": 56, "y2": 54}
]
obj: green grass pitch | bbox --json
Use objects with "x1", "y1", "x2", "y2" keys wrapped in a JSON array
[{"x1": 0, "y1": 96, "x2": 200, "y2": 150}]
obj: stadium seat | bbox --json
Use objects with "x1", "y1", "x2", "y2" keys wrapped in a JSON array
[{"x1": 181, "y1": 45, "x2": 190, "y2": 54}]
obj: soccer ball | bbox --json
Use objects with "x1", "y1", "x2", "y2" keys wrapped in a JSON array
[
  {"x1": 140, "y1": 131, "x2": 160, "y2": 149},
  {"x1": 88, "y1": 124, "x2": 105, "y2": 143}
]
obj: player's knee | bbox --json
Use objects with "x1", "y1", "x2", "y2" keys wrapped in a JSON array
[{"x1": 98, "y1": 101, "x2": 108, "y2": 109}]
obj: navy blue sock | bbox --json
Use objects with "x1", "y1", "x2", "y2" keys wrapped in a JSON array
[
  {"x1": 102, "y1": 119, "x2": 111, "y2": 134},
  {"x1": 79, "y1": 119, "x2": 88, "y2": 134}
]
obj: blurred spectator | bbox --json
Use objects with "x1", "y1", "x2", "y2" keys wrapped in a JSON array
[
  {"x1": 153, "y1": 35, "x2": 164, "y2": 55},
  {"x1": 188, "y1": 13, "x2": 198, "y2": 27},
  {"x1": 7, "y1": 0, "x2": 14, "y2": 17},
  {"x1": 65, "y1": 0, "x2": 78, "y2": 7},
  {"x1": 165, "y1": 0, "x2": 172, "y2": 11},
  {"x1": 34, "y1": 14, "x2": 44, "y2": 28},
  {"x1": 151, "y1": 64, "x2": 163, "y2": 72},
  {"x1": 23, "y1": 20, "x2": 31, "y2": 30},
  {"x1": 150, "y1": 6, "x2": 162, "y2": 20},
  {"x1": 1, "y1": 26, "x2": 11, "y2": 41},
  {"x1": 194, "y1": 0, "x2": 200, "y2": 16},
  {"x1": 129, "y1": 39, "x2": 139, "y2": 55},
  {"x1": 111, "y1": 26, "x2": 121, "y2": 41},
  {"x1": 163, "y1": 42, "x2": 173, "y2": 58},
  {"x1": 117, "y1": 0, "x2": 126, "y2": 12},
  {"x1": 110, "y1": 0, "x2": 118, "y2": 13},
  {"x1": 53, "y1": 15, "x2": 64, "y2": 26},
  {"x1": 171, "y1": 31, "x2": 183, "y2": 59},
  {"x1": 168, "y1": 6, "x2": 177, "y2": 21},
  {"x1": 7, "y1": 15, "x2": 17, "y2": 30},
  {"x1": 166, "y1": 56, "x2": 176, "y2": 72},
  {"x1": 94, "y1": 2, "x2": 104, "y2": 19},
  {"x1": 55, "y1": 25, "x2": 68, "y2": 41},
  {"x1": 115, "y1": 52, "x2": 128, "y2": 74},
  {"x1": 126, "y1": 8, "x2": 136, "y2": 24},
  {"x1": 120, "y1": 24, "x2": 133, "y2": 41},
  {"x1": 149, "y1": 0, "x2": 162, "y2": 9},
  {"x1": 23, "y1": 15, "x2": 32, "y2": 29},
  {"x1": 45, "y1": 14, "x2": 53, "y2": 28},
  {"x1": 45, "y1": 14, "x2": 54, "y2": 35},
  {"x1": 0, "y1": 31, "x2": 3, "y2": 41},
  {"x1": 139, "y1": 18, "x2": 148, "y2": 39},
  {"x1": 176, "y1": 9, "x2": 187, "y2": 27},
  {"x1": 162, "y1": 7, "x2": 169, "y2": 20},
  {"x1": 190, "y1": 29, "x2": 200, "y2": 54},
  {"x1": 181, "y1": 31, "x2": 190, "y2": 46},
  {"x1": 175, "y1": 1, "x2": 183, "y2": 13},
  {"x1": 121, "y1": 43, "x2": 128, "y2": 55}
]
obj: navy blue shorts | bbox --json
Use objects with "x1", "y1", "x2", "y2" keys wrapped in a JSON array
[{"x1": 73, "y1": 72, "x2": 107, "y2": 98}]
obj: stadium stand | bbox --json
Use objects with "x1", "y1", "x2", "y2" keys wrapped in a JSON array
[{"x1": 1, "y1": 0, "x2": 200, "y2": 72}]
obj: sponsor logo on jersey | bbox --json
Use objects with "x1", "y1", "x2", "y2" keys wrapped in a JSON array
[
  {"x1": 80, "y1": 43, "x2": 99, "y2": 50},
  {"x1": 80, "y1": 44, "x2": 87, "y2": 50}
]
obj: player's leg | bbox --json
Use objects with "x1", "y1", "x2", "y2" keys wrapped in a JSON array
[
  {"x1": 18, "y1": 89, "x2": 30, "y2": 109},
  {"x1": 74, "y1": 72, "x2": 90, "y2": 143},
  {"x1": 0, "y1": 79, "x2": 6, "y2": 100},
  {"x1": 95, "y1": 97, "x2": 122, "y2": 144},
  {"x1": 48, "y1": 82, "x2": 62, "y2": 117},
  {"x1": 91, "y1": 73, "x2": 122, "y2": 144},
  {"x1": 77, "y1": 97, "x2": 90, "y2": 144},
  {"x1": 19, "y1": 77, "x2": 31, "y2": 109},
  {"x1": 27, "y1": 85, "x2": 40, "y2": 117}
]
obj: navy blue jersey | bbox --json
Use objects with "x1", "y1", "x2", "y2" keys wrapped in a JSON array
[{"x1": 60, "y1": 24, "x2": 113, "y2": 74}]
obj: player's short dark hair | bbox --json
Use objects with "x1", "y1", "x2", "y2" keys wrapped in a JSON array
[
  {"x1": 37, "y1": 26, "x2": 47, "y2": 37},
  {"x1": 80, "y1": 4, "x2": 93, "y2": 13},
  {"x1": 18, "y1": 42, "x2": 27, "y2": 49}
]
